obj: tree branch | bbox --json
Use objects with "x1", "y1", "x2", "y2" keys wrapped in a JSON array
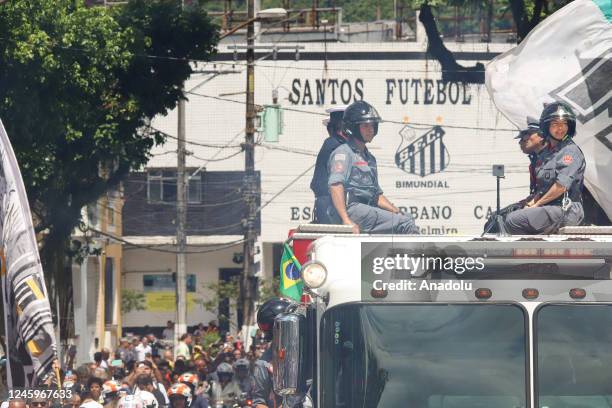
[
  {"x1": 528, "y1": 0, "x2": 545, "y2": 32},
  {"x1": 419, "y1": 4, "x2": 484, "y2": 84}
]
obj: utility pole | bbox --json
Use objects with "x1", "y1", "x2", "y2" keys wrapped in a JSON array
[
  {"x1": 175, "y1": 94, "x2": 188, "y2": 350},
  {"x1": 242, "y1": 0, "x2": 257, "y2": 337}
]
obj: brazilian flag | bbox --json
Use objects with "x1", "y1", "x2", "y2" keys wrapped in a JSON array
[{"x1": 280, "y1": 243, "x2": 303, "y2": 301}]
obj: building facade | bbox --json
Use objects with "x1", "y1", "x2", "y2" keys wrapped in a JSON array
[{"x1": 117, "y1": 38, "x2": 531, "y2": 331}]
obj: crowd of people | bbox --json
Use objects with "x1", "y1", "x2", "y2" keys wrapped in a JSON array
[{"x1": 4, "y1": 320, "x2": 271, "y2": 408}]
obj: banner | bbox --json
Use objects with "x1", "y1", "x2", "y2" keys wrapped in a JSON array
[
  {"x1": 0, "y1": 119, "x2": 57, "y2": 387},
  {"x1": 145, "y1": 292, "x2": 199, "y2": 312},
  {"x1": 485, "y1": 0, "x2": 612, "y2": 219}
]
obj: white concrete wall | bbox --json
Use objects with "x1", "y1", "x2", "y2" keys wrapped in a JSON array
[
  {"x1": 121, "y1": 245, "x2": 253, "y2": 328},
  {"x1": 148, "y1": 41, "x2": 525, "y2": 242}
]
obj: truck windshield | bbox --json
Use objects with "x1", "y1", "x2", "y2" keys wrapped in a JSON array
[
  {"x1": 537, "y1": 304, "x2": 612, "y2": 408},
  {"x1": 321, "y1": 304, "x2": 527, "y2": 408}
]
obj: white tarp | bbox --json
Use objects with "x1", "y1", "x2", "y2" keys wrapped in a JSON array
[{"x1": 485, "y1": 0, "x2": 612, "y2": 219}]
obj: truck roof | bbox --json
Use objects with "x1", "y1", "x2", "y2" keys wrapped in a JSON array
[{"x1": 291, "y1": 224, "x2": 612, "y2": 243}]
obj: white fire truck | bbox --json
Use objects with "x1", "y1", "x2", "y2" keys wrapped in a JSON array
[{"x1": 270, "y1": 225, "x2": 612, "y2": 408}]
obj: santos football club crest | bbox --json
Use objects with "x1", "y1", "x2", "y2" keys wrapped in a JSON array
[{"x1": 395, "y1": 125, "x2": 450, "y2": 177}]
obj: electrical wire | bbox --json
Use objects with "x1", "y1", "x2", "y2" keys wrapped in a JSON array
[
  {"x1": 183, "y1": 90, "x2": 518, "y2": 132},
  {"x1": 85, "y1": 225, "x2": 246, "y2": 254}
]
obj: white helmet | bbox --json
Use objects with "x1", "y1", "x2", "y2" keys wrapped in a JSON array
[
  {"x1": 137, "y1": 390, "x2": 159, "y2": 408},
  {"x1": 167, "y1": 383, "x2": 193, "y2": 407},
  {"x1": 117, "y1": 395, "x2": 144, "y2": 408}
]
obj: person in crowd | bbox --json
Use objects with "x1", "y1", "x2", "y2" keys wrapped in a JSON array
[
  {"x1": 192, "y1": 359, "x2": 209, "y2": 389},
  {"x1": 207, "y1": 363, "x2": 241, "y2": 406},
  {"x1": 233, "y1": 359, "x2": 254, "y2": 398},
  {"x1": 135, "y1": 338, "x2": 152, "y2": 362},
  {"x1": 66, "y1": 393, "x2": 82, "y2": 408},
  {"x1": 101, "y1": 348, "x2": 111, "y2": 370},
  {"x1": 134, "y1": 376, "x2": 163, "y2": 408},
  {"x1": 128, "y1": 361, "x2": 169, "y2": 407},
  {"x1": 87, "y1": 377, "x2": 104, "y2": 405},
  {"x1": 79, "y1": 389, "x2": 103, "y2": 408},
  {"x1": 175, "y1": 335, "x2": 192, "y2": 361},
  {"x1": 117, "y1": 339, "x2": 136, "y2": 365},
  {"x1": 231, "y1": 349, "x2": 242, "y2": 362},
  {"x1": 93, "y1": 353, "x2": 107, "y2": 373},
  {"x1": 167, "y1": 384, "x2": 192, "y2": 408},
  {"x1": 162, "y1": 322, "x2": 174, "y2": 341},
  {"x1": 177, "y1": 373, "x2": 208, "y2": 408},
  {"x1": 117, "y1": 395, "x2": 144, "y2": 408},
  {"x1": 102, "y1": 380, "x2": 122, "y2": 408}
]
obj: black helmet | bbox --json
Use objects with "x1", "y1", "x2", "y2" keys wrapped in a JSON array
[
  {"x1": 540, "y1": 102, "x2": 576, "y2": 140},
  {"x1": 216, "y1": 362, "x2": 233, "y2": 375},
  {"x1": 256, "y1": 298, "x2": 291, "y2": 341},
  {"x1": 233, "y1": 358, "x2": 250, "y2": 370},
  {"x1": 342, "y1": 101, "x2": 382, "y2": 141}
]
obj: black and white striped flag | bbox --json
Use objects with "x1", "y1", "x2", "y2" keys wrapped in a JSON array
[{"x1": 0, "y1": 119, "x2": 57, "y2": 387}]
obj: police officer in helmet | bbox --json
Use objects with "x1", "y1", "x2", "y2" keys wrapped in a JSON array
[
  {"x1": 328, "y1": 100, "x2": 419, "y2": 234},
  {"x1": 251, "y1": 298, "x2": 295, "y2": 408},
  {"x1": 504, "y1": 102, "x2": 586, "y2": 234},
  {"x1": 208, "y1": 362, "x2": 241, "y2": 405},
  {"x1": 310, "y1": 106, "x2": 348, "y2": 224}
]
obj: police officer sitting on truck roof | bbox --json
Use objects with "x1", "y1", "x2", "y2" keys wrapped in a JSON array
[
  {"x1": 310, "y1": 106, "x2": 348, "y2": 224},
  {"x1": 484, "y1": 120, "x2": 549, "y2": 234},
  {"x1": 504, "y1": 102, "x2": 586, "y2": 234},
  {"x1": 327, "y1": 100, "x2": 419, "y2": 234},
  {"x1": 518, "y1": 119, "x2": 549, "y2": 201}
]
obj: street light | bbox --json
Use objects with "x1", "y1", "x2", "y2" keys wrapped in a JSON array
[{"x1": 219, "y1": 8, "x2": 288, "y2": 40}]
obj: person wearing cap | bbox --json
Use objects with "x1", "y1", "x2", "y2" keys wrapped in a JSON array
[
  {"x1": 310, "y1": 105, "x2": 348, "y2": 224},
  {"x1": 517, "y1": 120, "x2": 549, "y2": 201},
  {"x1": 484, "y1": 120, "x2": 550, "y2": 234},
  {"x1": 504, "y1": 102, "x2": 586, "y2": 234}
]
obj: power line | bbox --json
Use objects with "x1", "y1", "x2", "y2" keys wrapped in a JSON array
[
  {"x1": 184, "y1": 90, "x2": 518, "y2": 132},
  {"x1": 85, "y1": 225, "x2": 246, "y2": 254},
  {"x1": 207, "y1": 59, "x2": 490, "y2": 74},
  {"x1": 191, "y1": 149, "x2": 243, "y2": 162},
  {"x1": 150, "y1": 128, "x2": 244, "y2": 148}
]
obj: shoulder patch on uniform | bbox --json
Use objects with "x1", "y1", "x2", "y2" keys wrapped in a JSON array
[
  {"x1": 334, "y1": 162, "x2": 344, "y2": 172},
  {"x1": 563, "y1": 155, "x2": 573, "y2": 164},
  {"x1": 334, "y1": 153, "x2": 346, "y2": 161}
]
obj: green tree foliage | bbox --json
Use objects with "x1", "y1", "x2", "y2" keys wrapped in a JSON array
[
  {"x1": 201, "y1": 276, "x2": 280, "y2": 329},
  {"x1": 0, "y1": 0, "x2": 218, "y2": 338},
  {"x1": 121, "y1": 289, "x2": 147, "y2": 314}
]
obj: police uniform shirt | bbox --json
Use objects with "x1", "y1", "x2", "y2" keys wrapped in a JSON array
[
  {"x1": 327, "y1": 141, "x2": 382, "y2": 205},
  {"x1": 310, "y1": 133, "x2": 347, "y2": 197},
  {"x1": 535, "y1": 138, "x2": 585, "y2": 203},
  {"x1": 528, "y1": 148, "x2": 552, "y2": 196}
]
